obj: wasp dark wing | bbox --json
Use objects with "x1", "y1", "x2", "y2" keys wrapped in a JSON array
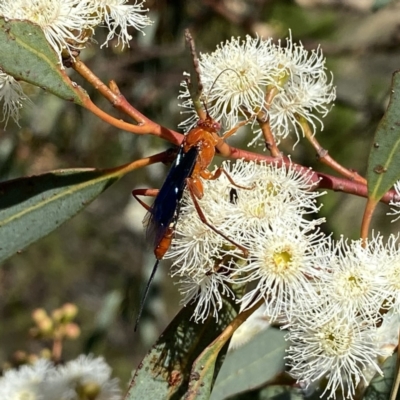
[{"x1": 145, "y1": 145, "x2": 199, "y2": 250}]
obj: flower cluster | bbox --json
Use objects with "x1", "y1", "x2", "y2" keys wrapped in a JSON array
[
  {"x1": 179, "y1": 34, "x2": 336, "y2": 146},
  {"x1": 0, "y1": 355, "x2": 121, "y2": 400},
  {"x1": 284, "y1": 235, "x2": 398, "y2": 399},
  {"x1": 163, "y1": 158, "x2": 400, "y2": 399},
  {"x1": 164, "y1": 159, "x2": 326, "y2": 322},
  {"x1": 0, "y1": 0, "x2": 152, "y2": 63},
  {"x1": 0, "y1": 0, "x2": 153, "y2": 124}
]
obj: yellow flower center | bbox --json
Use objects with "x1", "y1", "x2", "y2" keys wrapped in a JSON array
[{"x1": 272, "y1": 250, "x2": 292, "y2": 273}]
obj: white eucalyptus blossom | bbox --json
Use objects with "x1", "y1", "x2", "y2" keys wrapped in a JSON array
[
  {"x1": 179, "y1": 35, "x2": 282, "y2": 134},
  {"x1": 94, "y1": 0, "x2": 153, "y2": 48},
  {"x1": 175, "y1": 268, "x2": 236, "y2": 323},
  {"x1": 286, "y1": 308, "x2": 383, "y2": 400},
  {"x1": 0, "y1": 0, "x2": 100, "y2": 64},
  {"x1": 54, "y1": 355, "x2": 121, "y2": 400},
  {"x1": 268, "y1": 68, "x2": 336, "y2": 146},
  {"x1": 254, "y1": 33, "x2": 335, "y2": 145},
  {"x1": 0, "y1": 359, "x2": 62, "y2": 400},
  {"x1": 0, "y1": 69, "x2": 27, "y2": 125},
  {"x1": 179, "y1": 33, "x2": 335, "y2": 147},
  {"x1": 165, "y1": 183, "x2": 244, "y2": 322},
  {"x1": 165, "y1": 159, "x2": 324, "y2": 274},
  {"x1": 218, "y1": 159, "x2": 325, "y2": 237},
  {"x1": 317, "y1": 237, "x2": 389, "y2": 320},
  {"x1": 166, "y1": 201, "x2": 245, "y2": 278},
  {"x1": 164, "y1": 167, "x2": 245, "y2": 323},
  {"x1": 165, "y1": 159, "x2": 326, "y2": 323},
  {"x1": 233, "y1": 221, "x2": 330, "y2": 321},
  {"x1": 387, "y1": 180, "x2": 400, "y2": 222},
  {"x1": 0, "y1": 356, "x2": 121, "y2": 400},
  {"x1": 274, "y1": 34, "x2": 328, "y2": 77}
]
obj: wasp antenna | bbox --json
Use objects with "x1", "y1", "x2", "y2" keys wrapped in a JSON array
[
  {"x1": 134, "y1": 259, "x2": 160, "y2": 332},
  {"x1": 204, "y1": 68, "x2": 242, "y2": 110}
]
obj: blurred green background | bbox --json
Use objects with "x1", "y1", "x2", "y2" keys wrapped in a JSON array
[{"x1": 0, "y1": 0, "x2": 399, "y2": 387}]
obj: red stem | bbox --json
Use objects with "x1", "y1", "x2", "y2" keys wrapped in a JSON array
[{"x1": 71, "y1": 58, "x2": 182, "y2": 145}]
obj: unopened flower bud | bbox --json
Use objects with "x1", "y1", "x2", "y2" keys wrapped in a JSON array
[
  {"x1": 65, "y1": 322, "x2": 81, "y2": 340},
  {"x1": 62, "y1": 303, "x2": 78, "y2": 321},
  {"x1": 37, "y1": 317, "x2": 53, "y2": 335},
  {"x1": 32, "y1": 308, "x2": 48, "y2": 324}
]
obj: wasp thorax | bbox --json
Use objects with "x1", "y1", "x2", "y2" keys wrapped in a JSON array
[{"x1": 197, "y1": 117, "x2": 221, "y2": 132}]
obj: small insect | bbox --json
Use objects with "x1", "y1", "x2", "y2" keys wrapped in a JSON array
[{"x1": 132, "y1": 112, "x2": 249, "y2": 330}]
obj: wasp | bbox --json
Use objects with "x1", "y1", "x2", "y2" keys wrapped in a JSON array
[{"x1": 132, "y1": 102, "x2": 252, "y2": 329}]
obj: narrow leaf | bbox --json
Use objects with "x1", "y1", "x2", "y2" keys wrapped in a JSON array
[
  {"x1": 185, "y1": 326, "x2": 231, "y2": 400},
  {"x1": 364, "y1": 354, "x2": 398, "y2": 400},
  {"x1": 0, "y1": 151, "x2": 162, "y2": 263},
  {"x1": 0, "y1": 167, "x2": 124, "y2": 262},
  {"x1": 126, "y1": 298, "x2": 239, "y2": 400},
  {"x1": 0, "y1": 17, "x2": 83, "y2": 104},
  {"x1": 210, "y1": 328, "x2": 287, "y2": 400},
  {"x1": 256, "y1": 386, "x2": 303, "y2": 400},
  {"x1": 367, "y1": 70, "x2": 400, "y2": 201}
]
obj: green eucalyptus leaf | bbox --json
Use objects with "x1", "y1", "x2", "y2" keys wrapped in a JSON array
[
  {"x1": 0, "y1": 17, "x2": 83, "y2": 104},
  {"x1": 186, "y1": 325, "x2": 231, "y2": 400},
  {"x1": 367, "y1": 70, "x2": 400, "y2": 201},
  {"x1": 210, "y1": 327, "x2": 287, "y2": 400},
  {"x1": 221, "y1": 383, "x2": 304, "y2": 400},
  {"x1": 126, "y1": 297, "x2": 239, "y2": 399},
  {"x1": 363, "y1": 353, "x2": 399, "y2": 400},
  {"x1": 0, "y1": 166, "x2": 129, "y2": 263}
]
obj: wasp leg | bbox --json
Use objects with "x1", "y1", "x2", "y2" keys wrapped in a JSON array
[
  {"x1": 186, "y1": 179, "x2": 249, "y2": 257},
  {"x1": 202, "y1": 167, "x2": 255, "y2": 191},
  {"x1": 131, "y1": 188, "x2": 159, "y2": 212}
]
